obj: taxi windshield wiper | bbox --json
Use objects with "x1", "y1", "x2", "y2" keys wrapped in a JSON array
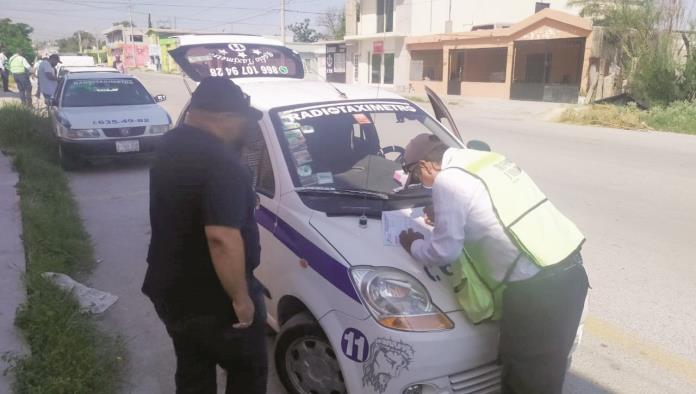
[{"x1": 295, "y1": 186, "x2": 389, "y2": 200}]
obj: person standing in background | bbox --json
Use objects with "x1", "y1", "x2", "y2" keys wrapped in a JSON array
[
  {"x1": 38, "y1": 54, "x2": 61, "y2": 105},
  {"x1": 8, "y1": 49, "x2": 33, "y2": 106},
  {"x1": 0, "y1": 47, "x2": 10, "y2": 92}
]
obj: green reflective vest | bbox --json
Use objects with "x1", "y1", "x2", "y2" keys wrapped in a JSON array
[
  {"x1": 447, "y1": 149, "x2": 585, "y2": 323},
  {"x1": 8, "y1": 55, "x2": 28, "y2": 74}
]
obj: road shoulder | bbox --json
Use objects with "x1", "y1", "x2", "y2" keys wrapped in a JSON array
[{"x1": 0, "y1": 151, "x2": 27, "y2": 392}]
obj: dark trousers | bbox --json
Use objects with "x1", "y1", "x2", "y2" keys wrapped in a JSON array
[
  {"x1": 12, "y1": 73, "x2": 32, "y2": 105},
  {"x1": 153, "y1": 294, "x2": 268, "y2": 394},
  {"x1": 500, "y1": 256, "x2": 589, "y2": 394},
  {"x1": 1, "y1": 70, "x2": 8, "y2": 92}
]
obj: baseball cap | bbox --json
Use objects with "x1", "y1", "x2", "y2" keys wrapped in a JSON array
[
  {"x1": 48, "y1": 54, "x2": 61, "y2": 63},
  {"x1": 403, "y1": 133, "x2": 442, "y2": 166},
  {"x1": 190, "y1": 77, "x2": 262, "y2": 120}
]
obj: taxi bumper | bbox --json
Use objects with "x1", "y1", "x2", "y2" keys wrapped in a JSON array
[
  {"x1": 59, "y1": 135, "x2": 163, "y2": 158},
  {"x1": 319, "y1": 310, "x2": 501, "y2": 394}
]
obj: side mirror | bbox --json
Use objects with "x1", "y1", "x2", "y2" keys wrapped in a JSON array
[
  {"x1": 51, "y1": 97, "x2": 59, "y2": 107},
  {"x1": 154, "y1": 94, "x2": 167, "y2": 103},
  {"x1": 466, "y1": 140, "x2": 491, "y2": 152}
]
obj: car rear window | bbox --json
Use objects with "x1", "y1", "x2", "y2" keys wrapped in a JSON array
[{"x1": 62, "y1": 78, "x2": 154, "y2": 107}]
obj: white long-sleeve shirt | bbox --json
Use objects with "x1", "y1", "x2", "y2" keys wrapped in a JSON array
[{"x1": 410, "y1": 148, "x2": 540, "y2": 283}]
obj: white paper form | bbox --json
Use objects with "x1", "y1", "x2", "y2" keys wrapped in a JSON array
[{"x1": 381, "y1": 207, "x2": 433, "y2": 247}]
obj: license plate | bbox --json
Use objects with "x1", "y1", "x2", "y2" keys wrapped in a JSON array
[{"x1": 115, "y1": 140, "x2": 140, "y2": 153}]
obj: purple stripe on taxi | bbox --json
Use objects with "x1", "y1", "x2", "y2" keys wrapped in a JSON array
[{"x1": 255, "y1": 205, "x2": 361, "y2": 303}]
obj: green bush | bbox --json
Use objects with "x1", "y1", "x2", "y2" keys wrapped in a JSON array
[
  {"x1": 0, "y1": 103, "x2": 124, "y2": 394},
  {"x1": 644, "y1": 101, "x2": 696, "y2": 135},
  {"x1": 631, "y1": 37, "x2": 681, "y2": 106}
]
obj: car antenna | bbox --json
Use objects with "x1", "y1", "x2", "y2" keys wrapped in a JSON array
[{"x1": 307, "y1": 64, "x2": 347, "y2": 99}]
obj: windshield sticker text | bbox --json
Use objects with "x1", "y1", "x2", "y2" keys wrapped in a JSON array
[
  {"x1": 282, "y1": 103, "x2": 417, "y2": 122},
  {"x1": 72, "y1": 79, "x2": 134, "y2": 86}
]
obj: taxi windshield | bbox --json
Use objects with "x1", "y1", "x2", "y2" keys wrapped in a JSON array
[
  {"x1": 62, "y1": 78, "x2": 155, "y2": 107},
  {"x1": 271, "y1": 100, "x2": 459, "y2": 196}
]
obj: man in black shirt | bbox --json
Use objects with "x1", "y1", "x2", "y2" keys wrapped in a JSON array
[{"x1": 143, "y1": 77, "x2": 266, "y2": 393}]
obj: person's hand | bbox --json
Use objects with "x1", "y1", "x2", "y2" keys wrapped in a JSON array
[
  {"x1": 232, "y1": 293, "x2": 255, "y2": 329},
  {"x1": 423, "y1": 204, "x2": 435, "y2": 226},
  {"x1": 399, "y1": 228, "x2": 425, "y2": 254}
]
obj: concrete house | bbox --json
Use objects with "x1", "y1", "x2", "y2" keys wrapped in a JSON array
[
  {"x1": 344, "y1": 1, "x2": 596, "y2": 103},
  {"x1": 103, "y1": 25, "x2": 150, "y2": 68}
]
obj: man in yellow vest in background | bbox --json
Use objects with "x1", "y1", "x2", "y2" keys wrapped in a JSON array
[
  {"x1": 8, "y1": 49, "x2": 33, "y2": 106},
  {"x1": 399, "y1": 134, "x2": 589, "y2": 394}
]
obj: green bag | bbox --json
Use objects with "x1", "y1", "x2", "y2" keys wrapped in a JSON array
[{"x1": 450, "y1": 253, "x2": 497, "y2": 324}]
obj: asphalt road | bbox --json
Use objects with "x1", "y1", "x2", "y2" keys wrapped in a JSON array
[{"x1": 68, "y1": 71, "x2": 696, "y2": 393}]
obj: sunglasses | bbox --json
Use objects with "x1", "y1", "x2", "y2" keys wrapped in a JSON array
[{"x1": 402, "y1": 161, "x2": 421, "y2": 184}]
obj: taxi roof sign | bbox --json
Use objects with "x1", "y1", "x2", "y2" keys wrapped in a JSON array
[{"x1": 169, "y1": 37, "x2": 305, "y2": 82}]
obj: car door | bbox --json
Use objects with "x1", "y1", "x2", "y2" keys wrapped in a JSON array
[
  {"x1": 425, "y1": 85, "x2": 463, "y2": 143},
  {"x1": 48, "y1": 77, "x2": 66, "y2": 137}
]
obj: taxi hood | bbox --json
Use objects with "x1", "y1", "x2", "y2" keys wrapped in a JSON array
[
  {"x1": 309, "y1": 213, "x2": 463, "y2": 313},
  {"x1": 169, "y1": 40, "x2": 304, "y2": 82},
  {"x1": 59, "y1": 105, "x2": 170, "y2": 130}
]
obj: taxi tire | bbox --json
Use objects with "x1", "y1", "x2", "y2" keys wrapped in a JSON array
[
  {"x1": 58, "y1": 143, "x2": 81, "y2": 171},
  {"x1": 274, "y1": 312, "x2": 345, "y2": 394}
]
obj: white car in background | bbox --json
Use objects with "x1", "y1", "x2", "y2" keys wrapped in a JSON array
[
  {"x1": 48, "y1": 72, "x2": 170, "y2": 169},
  {"x1": 170, "y1": 35, "x2": 583, "y2": 394}
]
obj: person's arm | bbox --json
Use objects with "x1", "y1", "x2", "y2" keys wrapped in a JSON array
[
  {"x1": 202, "y1": 157, "x2": 255, "y2": 328},
  {"x1": 408, "y1": 171, "x2": 474, "y2": 267},
  {"x1": 205, "y1": 225, "x2": 254, "y2": 328}
]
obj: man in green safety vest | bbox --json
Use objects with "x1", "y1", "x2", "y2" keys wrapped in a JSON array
[
  {"x1": 399, "y1": 134, "x2": 589, "y2": 394},
  {"x1": 8, "y1": 49, "x2": 33, "y2": 106}
]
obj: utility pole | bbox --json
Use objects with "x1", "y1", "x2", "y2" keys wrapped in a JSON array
[
  {"x1": 280, "y1": 0, "x2": 286, "y2": 44},
  {"x1": 95, "y1": 32, "x2": 101, "y2": 63},
  {"x1": 129, "y1": 0, "x2": 136, "y2": 69},
  {"x1": 78, "y1": 30, "x2": 83, "y2": 53}
]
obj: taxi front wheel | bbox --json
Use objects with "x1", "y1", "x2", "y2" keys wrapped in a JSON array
[
  {"x1": 58, "y1": 143, "x2": 81, "y2": 171},
  {"x1": 275, "y1": 312, "x2": 347, "y2": 394}
]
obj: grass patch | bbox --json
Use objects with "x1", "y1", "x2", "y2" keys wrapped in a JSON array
[
  {"x1": 559, "y1": 101, "x2": 696, "y2": 135},
  {"x1": 0, "y1": 103, "x2": 124, "y2": 393}
]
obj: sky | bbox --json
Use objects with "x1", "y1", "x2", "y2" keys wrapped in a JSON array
[
  {"x1": 2, "y1": 0, "x2": 696, "y2": 42},
  {"x1": 0, "y1": 0, "x2": 345, "y2": 41}
]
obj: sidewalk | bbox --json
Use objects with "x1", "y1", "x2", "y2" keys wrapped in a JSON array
[{"x1": 0, "y1": 149, "x2": 27, "y2": 393}]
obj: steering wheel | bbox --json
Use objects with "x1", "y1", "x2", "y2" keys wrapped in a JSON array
[{"x1": 380, "y1": 145, "x2": 406, "y2": 162}]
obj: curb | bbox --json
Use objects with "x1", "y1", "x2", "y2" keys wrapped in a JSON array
[{"x1": 0, "y1": 151, "x2": 27, "y2": 392}]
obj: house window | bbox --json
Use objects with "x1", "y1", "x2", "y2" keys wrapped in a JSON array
[
  {"x1": 383, "y1": 53, "x2": 394, "y2": 84},
  {"x1": 410, "y1": 50, "x2": 444, "y2": 81},
  {"x1": 371, "y1": 53, "x2": 382, "y2": 84},
  {"x1": 353, "y1": 54, "x2": 360, "y2": 82},
  {"x1": 535, "y1": 2, "x2": 550, "y2": 13},
  {"x1": 131, "y1": 35, "x2": 144, "y2": 43},
  {"x1": 370, "y1": 52, "x2": 395, "y2": 85},
  {"x1": 377, "y1": 0, "x2": 394, "y2": 33}
]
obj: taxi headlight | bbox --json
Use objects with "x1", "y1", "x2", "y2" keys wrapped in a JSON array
[
  {"x1": 66, "y1": 128, "x2": 101, "y2": 139},
  {"x1": 148, "y1": 124, "x2": 170, "y2": 134},
  {"x1": 350, "y1": 266, "x2": 454, "y2": 332}
]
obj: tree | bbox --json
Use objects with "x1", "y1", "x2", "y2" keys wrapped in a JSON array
[
  {"x1": 287, "y1": 19, "x2": 321, "y2": 43},
  {"x1": 113, "y1": 20, "x2": 135, "y2": 27},
  {"x1": 0, "y1": 18, "x2": 35, "y2": 60},
  {"x1": 569, "y1": 0, "x2": 694, "y2": 104},
  {"x1": 317, "y1": 7, "x2": 346, "y2": 40},
  {"x1": 57, "y1": 31, "x2": 96, "y2": 54}
]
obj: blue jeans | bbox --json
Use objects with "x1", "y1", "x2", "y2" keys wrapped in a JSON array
[{"x1": 12, "y1": 73, "x2": 32, "y2": 105}]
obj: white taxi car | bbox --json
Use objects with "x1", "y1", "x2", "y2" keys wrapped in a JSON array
[
  {"x1": 170, "y1": 35, "x2": 580, "y2": 394},
  {"x1": 48, "y1": 72, "x2": 171, "y2": 169}
]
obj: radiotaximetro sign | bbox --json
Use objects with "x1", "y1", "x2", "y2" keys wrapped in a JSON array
[{"x1": 169, "y1": 43, "x2": 305, "y2": 81}]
